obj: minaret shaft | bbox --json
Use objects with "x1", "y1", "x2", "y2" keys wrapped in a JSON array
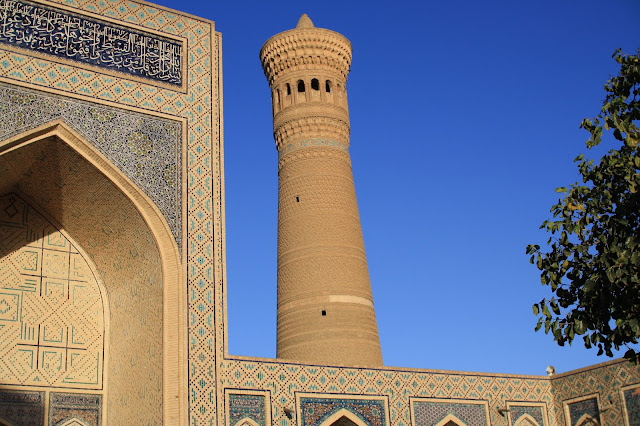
[{"x1": 261, "y1": 15, "x2": 383, "y2": 366}]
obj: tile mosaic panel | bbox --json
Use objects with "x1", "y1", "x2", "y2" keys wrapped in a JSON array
[
  {"x1": 0, "y1": 193, "x2": 104, "y2": 389},
  {"x1": 49, "y1": 392, "x2": 102, "y2": 425},
  {"x1": 299, "y1": 396, "x2": 386, "y2": 426},
  {"x1": 567, "y1": 397, "x2": 599, "y2": 425},
  {"x1": 0, "y1": 0, "x2": 183, "y2": 86},
  {"x1": 228, "y1": 393, "x2": 267, "y2": 426},
  {"x1": 509, "y1": 405, "x2": 544, "y2": 425},
  {"x1": 0, "y1": 83, "x2": 182, "y2": 248},
  {"x1": 623, "y1": 385, "x2": 640, "y2": 426},
  {"x1": 412, "y1": 399, "x2": 488, "y2": 426},
  {"x1": 0, "y1": 389, "x2": 44, "y2": 425}
]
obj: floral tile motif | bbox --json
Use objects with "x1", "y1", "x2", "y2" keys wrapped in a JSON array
[
  {"x1": 299, "y1": 396, "x2": 386, "y2": 426},
  {"x1": 49, "y1": 392, "x2": 102, "y2": 425},
  {"x1": 0, "y1": 83, "x2": 182, "y2": 247},
  {"x1": 228, "y1": 393, "x2": 267, "y2": 426}
]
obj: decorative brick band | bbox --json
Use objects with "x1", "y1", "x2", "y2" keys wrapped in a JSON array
[
  {"x1": 261, "y1": 28, "x2": 351, "y2": 84},
  {"x1": 277, "y1": 147, "x2": 351, "y2": 171},
  {"x1": 0, "y1": 0, "x2": 183, "y2": 85},
  {"x1": 274, "y1": 116, "x2": 349, "y2": 151}
]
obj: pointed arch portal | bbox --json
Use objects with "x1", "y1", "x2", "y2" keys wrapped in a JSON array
[{"x1": 0, "y1": 121, "x2": 184, "y2": 424}]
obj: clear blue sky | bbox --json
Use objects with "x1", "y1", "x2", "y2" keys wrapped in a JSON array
[{"x1": 155, "y1": 0, "x2": 639, "y2": 375}]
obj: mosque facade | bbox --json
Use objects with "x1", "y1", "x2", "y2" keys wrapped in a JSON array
[{"x1": 0, "y1": 0, "x2": 638, "y2": 424}]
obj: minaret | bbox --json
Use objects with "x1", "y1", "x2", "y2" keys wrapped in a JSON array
[{"x1": 260, "y1": 14, "x2": 383, "y2": 366}]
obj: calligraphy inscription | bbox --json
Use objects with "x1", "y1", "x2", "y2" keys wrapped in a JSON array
[{"x1": 0, "y1": 0, "x2": 183, "y2": 85}]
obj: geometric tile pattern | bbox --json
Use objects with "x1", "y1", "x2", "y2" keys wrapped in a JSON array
[
  {"x1": 219, "y1": 360, "x2": 554, "y2": 426},
  {"x1": 509, "y1": 405, "x2": 545, "y2": 425},
  {"x1": 0, "y1": 0, "x2": 183, "y2": 86},
  {"x1": 228, "y1": 393, "x2": 266, "y2": 426},
  {"x1": 0, "y1": 83, "x2": 183, "y2": 247},
  {"x1": 299, "y1": 396, "x2": 386, "y2": 426},
  {"x1": 552, "y1": 360, "x2": 640, "y2": 425},
  {"x1": 566, "y1": 398, "x2": 600, "y2": 426},
  {"x1": 412, "y1": 399, "x2": 488, "y2": 426},
  {"x1": 0, "y1": 193, "x2": 104, "y2": 389},
  {"x1": 0, "y1": 389, "x2": 45, "y2": 426},
  {"x1": 623, "y1": 385, "x2": 640, "y2": 426},
  {"x1": 49, "y1": 392, "x2": 102, "y2": 426}
]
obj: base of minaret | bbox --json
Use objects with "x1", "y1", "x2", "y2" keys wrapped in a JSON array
[{"x1": 277, "y1": 297, "x2": 383, "y2": 366}]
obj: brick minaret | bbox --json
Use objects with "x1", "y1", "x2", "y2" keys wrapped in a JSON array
[{"x1": 260, "y1": 14, "x2": 383, "y2": 366}]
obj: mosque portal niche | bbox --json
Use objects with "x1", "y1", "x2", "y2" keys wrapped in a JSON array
[{"x1": 0, "y1": 193, "x2": 105, "y2": 424}]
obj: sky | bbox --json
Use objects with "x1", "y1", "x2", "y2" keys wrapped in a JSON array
[{"x1": 154, "y1": 0, "x2": 640, "y2": 376}]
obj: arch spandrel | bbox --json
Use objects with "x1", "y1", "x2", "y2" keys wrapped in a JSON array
[{"x1": 0, "y1": 84, "x2": 183, "y2": 248}]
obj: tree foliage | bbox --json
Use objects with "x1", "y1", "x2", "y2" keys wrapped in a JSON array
[{"x1": 527, "y1": 49, "x2": 640, "y2": 364}]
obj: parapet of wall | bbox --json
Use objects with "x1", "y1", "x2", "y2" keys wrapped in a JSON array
[{"x1": 220, "y1": 355, "x2": 640, "y2": 425}]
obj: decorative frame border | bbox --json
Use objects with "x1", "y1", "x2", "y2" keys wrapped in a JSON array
[
  {"x1": 620, "y1": 383, "x2": 640, "y2": 426},
  {"x1": 295, "y1": 392, "x2": 390, "y2": 426},
  {"x1": 562, "y1": 393, "x2": 601, "y2": 426},
  {"x1": 505, "y1": 401, "x2": 549, "y2": 426},
  {"x1": 224, "y1": 388, "x2": 272, "y2": 426},
  {"x1": 0, "y1": 0, "x2": 188, "y2": 92},
  {"x1": 408, "y1": 397, "x2": 490, "y2": 426}
]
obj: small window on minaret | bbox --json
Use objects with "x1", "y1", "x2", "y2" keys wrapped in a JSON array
[
  {"x1": 295, "y1": 196, "x2": 300, "y2": 202},
  {"x1": 311, "y1": 78, "x2": 319, "y2": 90},
  {"x1": 286, "y1": 83, "x2": 291, "y2": 95},
  {"x1": 297, "y1": 80, "x2": 305, "y2": 92},
  {"x1": 321, "y1": 310, "x2": 326, "y2": 316},
  {"x1": 325, "y1": 80, "x2": 331, "y2": 92}
]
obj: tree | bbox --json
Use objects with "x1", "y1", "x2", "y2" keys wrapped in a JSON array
[{"x1": 527, "y1": 49, "x2": 640, "y2": 364}]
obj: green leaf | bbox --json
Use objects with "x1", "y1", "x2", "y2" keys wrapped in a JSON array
[
  {"x1": 583, "y1": 280, "x2": 596, "y2": 294},
  {"x1": 535, "y1": 317, "x2": 543, "y2": 332}
]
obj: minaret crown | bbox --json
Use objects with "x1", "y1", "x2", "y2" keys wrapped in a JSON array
[
  {"x1": 259, "y1": 18, "x2": 352, "y2": 86},
  {"x1": 296, "y1": 13, "x2": 314, "y2": 29}
]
